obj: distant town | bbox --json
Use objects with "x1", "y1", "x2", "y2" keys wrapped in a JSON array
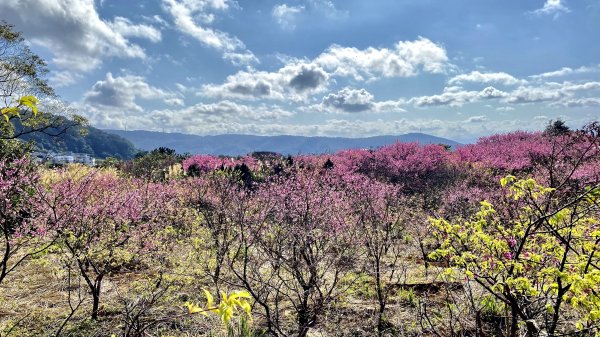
[{"x1": 32, "y1": 152, "x2": 96, "y2": 166}]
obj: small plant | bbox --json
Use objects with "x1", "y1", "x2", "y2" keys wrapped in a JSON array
[
  {"x1": 340, "y1": 272, "x2": 376, "y2": 299},
  {"x1": 185, "y1": 290, "x2": 253, "y2": 335},
  {"x1": 480, "y1": 295, "x2": 504, "y2": 318},
  {"x1": 397, "y1": 287, "x2": 417, "y2": 307}
]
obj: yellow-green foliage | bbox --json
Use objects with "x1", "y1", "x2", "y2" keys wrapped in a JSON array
[
  {"x1": 430, "y1": 175, "x2": 600, "y2": 331},
  {"x1": 480, "y1": 295, "x2": 504, "y2": 317},
  {"x1": 397, "y1": 287, "x2": 417, "y2": 307},
  {"x1": 39, "y1": 164, "x2": 117, "y2": 186},
  {"x1": 185, "y1": 290, "x2": 252, "y2": 327},
  {"x1": 1, "y1": 95, "x2": 39, "y2": 122},
  {"x1": 339, "y1": 272, "x2": 377, "y2": 299}
]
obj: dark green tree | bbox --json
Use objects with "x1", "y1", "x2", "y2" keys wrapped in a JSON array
[
  {"x1": 123, "y1": 147, "x2": 183, "y2": 181},
  {"x1": 544, "y1": 119, "x2": 571, "y2": 136}
]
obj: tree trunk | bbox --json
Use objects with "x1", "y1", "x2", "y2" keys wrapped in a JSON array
[
  {"x1": 375, "y1": 256, "x2": 386, "y2": 337},
  {"x1": 1, "y1": 229, "x2": 11, "y2": 285},
  {"x1": 297, "y1": 309, "x2": 310, "y2": 337},
  {"x1": 377, "y1": 307, "x2": 386, "y2": 337},
  {"x1": 91, "y1": 275, "x2": 103, "y2": 320},
  {"x1": 297, "y1": 326, "x2": 310, "y2": 337},
  {"x1": 510, "y1": 303, "x2": 519, "y2": 337}
]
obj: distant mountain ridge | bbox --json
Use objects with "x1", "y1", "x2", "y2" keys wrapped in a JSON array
[
  {"x1": 17, "y1": 123, "x2": 137, "y2": 159},
  {"x1": 104, "y1": 130, "x2": 461, "y2": 156}
]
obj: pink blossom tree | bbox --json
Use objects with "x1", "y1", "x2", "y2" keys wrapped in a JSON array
[
  {"x1": 0, "y1": 153, "x2": 46, "y2": 285},
  {"x1": 229, "y1": 169, "x2": 360, "y2": 337},
  {"x1": 347, "y1": 176, "x2": 408, "y2": 336},
  {"x1": 183, "y1": 171, "x2": 249, "y2": 295},
  {"x1": 40, "y1": 168, "x2": 178, "y2": 320}
]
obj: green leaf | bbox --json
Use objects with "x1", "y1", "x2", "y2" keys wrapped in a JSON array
[
  {"x1": 1, "y1": 107, "x2": 19, "y2": 121},
  {"x1": 203, "y1": 289, "x2": 217, "y2": 312},
  {"x1": 19, "y1": 95, "x2": 39, "y2": 116}
]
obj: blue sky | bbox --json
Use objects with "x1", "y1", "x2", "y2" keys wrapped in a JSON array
[{"x1": 1, "y1": 0, "x2": 599, "y2": 142}]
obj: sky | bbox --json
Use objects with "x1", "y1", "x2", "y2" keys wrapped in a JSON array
[{"x1": 1, "y1": 0, "x2": 599, "y2": 143}]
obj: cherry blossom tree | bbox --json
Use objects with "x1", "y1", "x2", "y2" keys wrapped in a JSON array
[
  {"x1": 0, "y1": 151, "x2": 45, "y2": 285},
  {"x1": 347, "y1": 176, "x2": 408, "y2": 336},
  {"x1": 229, "y1": 169, "x2": 360, "y2": 337},
  {"x1": 40, "y1": 167, "x2": 179, "y2": 319}
]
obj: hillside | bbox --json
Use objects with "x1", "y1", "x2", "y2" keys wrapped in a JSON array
[
  {"x1": 104, "y1": 130, "x2": 461, "y2": 155},
  {"x1": 18, "y1": 123, "x2": 137, "y2": 159}
]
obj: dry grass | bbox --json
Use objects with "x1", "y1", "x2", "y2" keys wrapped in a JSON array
[{"x1": 0, "y1": 240, "x2": 468, "y2": 337}]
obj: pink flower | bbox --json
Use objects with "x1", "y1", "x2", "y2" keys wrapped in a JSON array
[{"x1": 507, "y1": 237, "x2": 517, "y2": 248}]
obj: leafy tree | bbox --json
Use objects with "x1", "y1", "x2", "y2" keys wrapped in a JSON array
[
  {"x1": 123, "y1": 147, "x2": 183, "y2": 181},
  {"x1": 1, "y1": 22, "x2": 84, "y2": 142},
  {"x1": 0, "y1": 21, "x2": 53, "y2": 101},
  {"x1": 185, "y1": 290, "x2": 253, "y2": 333},
  {"x1": 431, "y1": 176, "x2": 600, "y2": 337},
  {"x1": 544, "y1": 119, "x2": 571, "y2": 136}
]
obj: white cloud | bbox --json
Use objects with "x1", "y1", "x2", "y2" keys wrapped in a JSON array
[
  {"x1": 465, "y1": 115, "x2": 487, "y2": 123},
  {"x1": 81, "y1": 73, "x2": 297, "y2": 131},
  {"x1": 162, "y1": 0, "x2": 242, "y2": 51},
  {"x1": 201, "y1": 62, "x2": 329, "y2": 101},
  {"x1": 496, "y1": 106, "x2": 515, "y2": 111},
  {"x1": 321, "y1": 88, "x2": 374, "y2": 113},
  {"x1": 164, "y1": 97, "x2": 186, "y2": 106},
  {"x1": 409, "y1": 86, "x2": 507, "y2": 107},
  {"x1": 86, "y1": 100, "x2": 295, "y2": 132},
  {"x1": 550, "y1": 98, "x2": 600, "y2": 108},
  {"x1": 504, "y1": 86, "x2": 564, "y2": 104},
  {"x1": 530, "y1": 65, "x2": 600, "y2": 79},
  {"x1": 309, "y1": 88, "x2": 405, "y2": 113},
  {"x1": 307, "y1": 0, "x2": 348, "y2": 19},
  {"x1": 0, "y1": 0, "x2": 160, "y2": 80},
  {"x1": 161, "y1": 0, "x2": 256, "y2": 65},
  {"x1": 272, "y1": 0, "x2": 346, "y2": 30},
  {"x1": 150, "y1": 15, "x2": 169, "y2": 27},
  {"x1": 150, "y1": 101, "x2": 294, "y2": 125},
  {"x1": 272, "y1": 4, "x2": 305, "y2": 29},
  {"x1": 372, "y1": 100, "x2": 407, "y2": 113},
  {"x1": 83, "y1": 73, "x2": 182, "y2": 113},
  {"x1": 201, "y1": 38, "x2": 451, "y2": 101},
  {"x1": 110, "y1": 16, "x2": 162, "y2": 43},
  {"x1": 533, "y1": 0, "x2": 570, "y2": 17},
  {"x1": 404, "y1": 80, "x2": 600, "y2": 107},
  {"x1": 49, "y1": 71, "x2": 80, "y2": 88},
  {"x1": 561, "y1": 81, "x2": 600, "y2": 92},
  {"x1": 503, "y1": 81, "x2": 600, "y2": 104},
  {"x1": 315, "y1": 37, "x2": 451, "y2": 80},
  {"x1": 223, "y1": 51, "x2": 260, "y2": 67},
  {"x1": 448, "y1": 71, "x2": 526, "y2": 86}
]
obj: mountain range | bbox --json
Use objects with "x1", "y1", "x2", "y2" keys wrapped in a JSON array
[{"x1": 104, "y1": 130, "x2": 461, "y2": 156}]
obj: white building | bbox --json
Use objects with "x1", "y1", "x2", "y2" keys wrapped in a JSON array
[{"x1": 34, "y1": 152, "x2": 96, "y2": 166}]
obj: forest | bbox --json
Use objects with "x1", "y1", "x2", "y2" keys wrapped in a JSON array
[{"x1": 2, "y1": 19, "x2": 600, "y2": 337}]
